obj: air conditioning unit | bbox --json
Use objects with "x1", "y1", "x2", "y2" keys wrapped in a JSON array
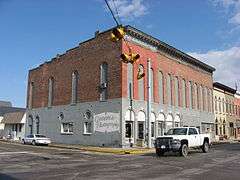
[{"x1": 101, "y1": 83, "x2": 108, "y2": 89}]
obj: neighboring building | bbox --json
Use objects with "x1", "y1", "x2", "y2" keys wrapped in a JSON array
[
  {"x1": 213, "y1": 82, "x2": 237, "y2": 140},
  {"x1": 234, "y1": 91, "x2": 240, "y2": 139},
  {"x1": 26, "y1": 26, "x2": 215, "y2": 147},
  {"x1": 1, "y1": 111, "x2": 26, "y2": 140},
  {"x1": 0, "y1": 101, "x2": 26, "y2": 139}
]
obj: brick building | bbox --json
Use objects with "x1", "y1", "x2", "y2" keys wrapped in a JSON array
[
  {"x1": 234, "y1": 91, "x2": 240, "y2": 139},
  {"x1": 26, "y1": 26, "x2": 215, "y2": 147}
]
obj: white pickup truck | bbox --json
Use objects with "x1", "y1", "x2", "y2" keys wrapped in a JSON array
[{"x1": 155, "y1": 127, "x2": 211, "y2": 157}]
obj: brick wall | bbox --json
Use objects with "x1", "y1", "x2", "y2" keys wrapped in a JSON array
[
  {"x1": 27, "y1": 31, "x2": 122, "y2": 109},
  {"x1": 122, "y1": 40, "x2": 214, "y2": 110}
]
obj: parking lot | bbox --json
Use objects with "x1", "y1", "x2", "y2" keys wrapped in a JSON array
[{"x1": 0, "y1": 141, "x2": 240, "y2": 180}]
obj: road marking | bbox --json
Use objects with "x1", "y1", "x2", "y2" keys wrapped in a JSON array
[{"x1": 0, "y1": 151, "x2": 29, "y2": 155}]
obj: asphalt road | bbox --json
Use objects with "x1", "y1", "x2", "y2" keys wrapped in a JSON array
[{"x1": 0, "y1": 141, "x2": 240, "y2": 180}]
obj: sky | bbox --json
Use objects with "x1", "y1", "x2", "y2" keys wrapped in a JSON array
[{"x1": 0, "y1": 0, "x2": 239, "y2": 107}]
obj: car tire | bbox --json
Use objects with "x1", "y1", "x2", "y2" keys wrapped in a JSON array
[
  {"x1": 156, "y1": 149, "x2": 164, "y2": 156},
  {"x1": 22, "y1": 139, "x2": 26, "y2": 144},
  {"x1": 202, "y1": 141, "x2": 209, "y2": 153},
  {"x1": 32, "y1": 140, "x2": 36, "y2": 146},
  {"x1": 179, "y1": 144, "x2": 188, "y2": 157}
]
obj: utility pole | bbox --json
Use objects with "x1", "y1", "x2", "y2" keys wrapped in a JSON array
[{"x1": 147, "y1": 58, "x2": 152, "y2": 148}]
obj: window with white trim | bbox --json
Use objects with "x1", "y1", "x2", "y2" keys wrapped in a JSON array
[
  {"x1": 61, "y1": 122, "x2": 73, "y2": 134},
  {"x1": 84, "y1": 122, "x2": 92, "y2": 134}
]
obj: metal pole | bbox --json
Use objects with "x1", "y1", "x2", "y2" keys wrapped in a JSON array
[{"x1": 147, "y1": 58, "x2": 152, "y2": 148}]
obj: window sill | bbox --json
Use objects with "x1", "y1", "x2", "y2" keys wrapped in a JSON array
[{"x1": 61, "y1": 132, "x2": 73, "y2": 135}]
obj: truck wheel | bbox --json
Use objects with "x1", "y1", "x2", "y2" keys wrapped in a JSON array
[
  {"x1": 180, "y1": 144, "x2": 188, "y2": 157},
  {"x1": 156, "y1": 149, "x2": 164, "y2": 156},
  {"x1": 202, "y1": 141, "x2": 209, "y2": 153}
]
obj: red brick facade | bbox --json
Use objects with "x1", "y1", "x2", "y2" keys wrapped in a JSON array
[{"x1": 27, "y1": 26, "x2": 214, "y2": 112}]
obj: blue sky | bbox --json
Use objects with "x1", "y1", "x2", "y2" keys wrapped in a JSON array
[{"x1": 0, "y1": 0, "x2": 239, "y2": 107}]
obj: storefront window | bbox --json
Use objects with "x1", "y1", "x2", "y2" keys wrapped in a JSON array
[{"x1": 138, "y1": 122, "x2": 144, "y2": 139}]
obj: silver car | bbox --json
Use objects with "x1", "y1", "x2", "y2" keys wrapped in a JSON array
[{"x1": 22, "y1": 134, "x2": 51, "y2": 145}]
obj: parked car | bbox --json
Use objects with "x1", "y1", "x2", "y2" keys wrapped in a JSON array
[
  {"x1": 22, "y1": 134, "x2": 51, "y2": 146},
  {"x1": 155, "y1": 127, "x2": 211, "y2": 157}
]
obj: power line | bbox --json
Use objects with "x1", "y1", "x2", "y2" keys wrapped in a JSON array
[{"x1": 104, "y1": 0, "x2": 119, "y2": 26}]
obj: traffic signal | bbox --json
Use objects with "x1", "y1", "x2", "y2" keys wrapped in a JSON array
[
  {"x1": 129, "y1": 53, "x2": 140, "y2": 64},
  {"x1": 110, "y1": 26, "x2": 125, "y2": 42},
  {"x1": 120, "y1": 53, "x2": 130, "y2": 63},
  {"x1": 137, "y1": 68, "x2": 145, "y2": 80},
  {"x1": 120, "y1": 53, "x2": 140, "y2": 64}
]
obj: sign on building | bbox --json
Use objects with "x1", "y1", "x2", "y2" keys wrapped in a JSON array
[{"x1": 94, "y1": 112, "x2": 120, "y2": 133}]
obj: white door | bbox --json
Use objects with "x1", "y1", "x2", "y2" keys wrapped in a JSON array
[{"x1": 188, "y1": 128, "x2": 199, "y2": 147}]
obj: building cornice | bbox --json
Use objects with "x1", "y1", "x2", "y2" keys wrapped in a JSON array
[{"x1": 125, "y1": 25, "x2": 216, "y2": 74}]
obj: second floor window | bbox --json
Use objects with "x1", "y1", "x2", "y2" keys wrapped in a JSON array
[
  {"x1": 100, "y1": 62, "x2": 108, "y2": 101},
  {"x1": 71, "y1": 71, "x2": 79, "y2": 104},
  {"x1": 48, "y1": 77, "x2": 54, "y2": 107}
]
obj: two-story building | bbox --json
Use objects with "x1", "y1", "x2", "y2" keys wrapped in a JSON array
[
  {"x1": 213, "y1": 82, "x2": 237, "y2": 140},
  {"x1": 26, "y1": 26, "x2": 215, "y2": 147}
]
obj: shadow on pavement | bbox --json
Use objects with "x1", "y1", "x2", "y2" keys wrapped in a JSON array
[{"x1": 0, "y1": 173, "x2": 19, "y2": 180}]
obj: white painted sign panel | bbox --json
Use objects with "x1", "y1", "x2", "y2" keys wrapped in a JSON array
[{"x1": 94, "y1": 112, "x2": 120, "y2": 133}]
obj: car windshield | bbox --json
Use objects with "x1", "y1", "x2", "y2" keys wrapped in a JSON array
[
  {"x1": 35, "y1": 135, "x2": 46, "y2": 138},
  {"x1": 166, "y1": 128, "x2": 187, "y2": 135}
]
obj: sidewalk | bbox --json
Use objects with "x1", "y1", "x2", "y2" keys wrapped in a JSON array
[
  {"x1": 0, "y1": 139, "x2": 155, "y2": 155},
  {"x1": 49, "y1": 143, "x2": 155, "y2": 155}
]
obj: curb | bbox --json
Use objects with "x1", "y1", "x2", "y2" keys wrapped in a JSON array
[
  {"x1": 49, "y1": 144, "x2": 155, "y2": 155},
  {"x1": 0, "y1": 139, "x2": 154, "y2": 155}
]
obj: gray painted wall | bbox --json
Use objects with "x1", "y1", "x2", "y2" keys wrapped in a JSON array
[{"x1": 26, "y1": 99, "x2": 123, "y2": 147}]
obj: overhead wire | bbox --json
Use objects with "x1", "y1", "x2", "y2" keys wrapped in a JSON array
[{"x1": 104, "y1": 0, "x2": 134, "y2": 55}]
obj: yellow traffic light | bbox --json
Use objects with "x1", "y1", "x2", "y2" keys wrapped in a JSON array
[
  {"x1": 120, "y1": 53, "x2": 130, "y2": 63},
  {"x1": 120, "y1": 53, "x2": 140, "y2": 64},
  {"x1": 129, "y1": 53, "x2": 140, "y2": 64},
  {"x1": 110, "y1": 26, "x2": 125, "y2": 42},
  {"x1": 137, "y1": 68, "x2": 145, "y2": 80}
]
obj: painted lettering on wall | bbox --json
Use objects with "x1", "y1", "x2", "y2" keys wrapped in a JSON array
[{"x1": 94, "y1": 112, "x2": 120, "y2": 133}]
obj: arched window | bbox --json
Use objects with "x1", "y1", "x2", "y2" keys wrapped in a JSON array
[
  {"x1": 71, "y1": 71, "x2": 79, "y2": 104},
  {"x1": 202, "y1": 86, "x2": 205, "y2": 111},
  {"x1": 138, "y1": 65, "x2": 144, "y2": 101},
  {"x1": 167, "y1": 74, "x2": 172, "y2": 105},
  {"x1": 158, "y1": 71, "x2": 164, "y2": 104},
  {"x1": 215, "y1": 96, "x2": 218, "y2": 112},
  {"x1": 150, "y1": 68, "x2": 154, "y2": 102},
  {"x1": 205, "y1": 87, "x2": 208, "y2": 111},
  {"x1": 28, "y1": 82, "x2": 34, "y2": 109},
  {"x1": 36, "y1": 116, "x2": 40, "y2": 134},
  {"x1": 195, "y1": 83, "x2": 198, "y2": 109},
  {"x1": 166, "y1": 114, "x2": 173, "y2": 132},
  {"x1": 125, "y1": 110, "x2": 134, "y2": 139},
  {"x1": 182, "y1": 79, "x2": 186, "y2": 108},
  {"x1": 199, "y1": 86, "x2": 202, "y2": 111},
  {"x1": 174, "y1": 77, "x2": 179, "y2": 107},
  {"x1": 48, "y1": 77, "x2": 54, "y2": 107},
  {"x1": 174, "y1": 115, "x2": 181, "y2": 127},
  {"x1": 137, "y1": 111, "x2": 145, "y2": 139},
  {"x1": 188, "y1": 81, "x2": 193, "y2": 109},
  {"x1": 28, "y1": 115, "x2": 33, "y2": 134},
  {"x1": 218, "y1": 97, "x2": 221, "y2": 113},
  {"x1": 157, "y1": 113, "x2": 165, "y2": 136},
  {"x1": 100, "y1": 63, "x2": 108, "y2": 101}
]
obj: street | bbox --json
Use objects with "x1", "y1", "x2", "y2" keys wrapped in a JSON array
[{"x1": 0, "y1": 142, "x2": 240, "y2": 180}]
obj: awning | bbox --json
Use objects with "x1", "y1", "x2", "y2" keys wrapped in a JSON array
[{"x1": 1, "y1": 111, "x2": 25, "y2": 124}]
